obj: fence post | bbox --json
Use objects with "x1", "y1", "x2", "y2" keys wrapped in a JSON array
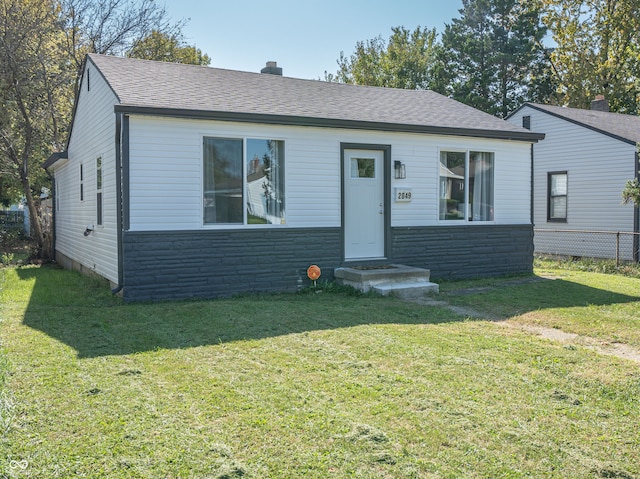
[{"x1": 616, "y1": 232, "x2": 620, "y2": 266}]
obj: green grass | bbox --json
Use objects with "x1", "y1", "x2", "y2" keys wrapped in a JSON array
[
  {"x1": 440, "y1": 258, "x2": 640, "y2": 348},
  {"x1": 1, "y1": 265, "x2": 640, "y2": 478}
]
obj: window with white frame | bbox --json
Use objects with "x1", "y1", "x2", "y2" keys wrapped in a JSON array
[
  {"x1": 203, "y1": 137, "x2": 285, "y2": 225},
  {"x1": 439, "y1": 150, "x2": 494, "y2": 221},
  {"x1": 547, "y1": 171, "x2": 567, "y2": 222}
]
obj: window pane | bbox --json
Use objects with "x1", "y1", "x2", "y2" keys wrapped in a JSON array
[
  {"x1": 96, "y1": 157, "x2": 102, "y2": 190},
  {"x1": 551, "y1": 174, "x2": 567, "y2": 195},
  {"x1": 203, "y1": 138, "x2": 243, "y2": 224},
  {"x1": 469, "y1": 152, "x2": 494, "y2": 221},
  {"x1": 246, "y1": 139, "x2": 285, "y2": 224},
  {"x1": 350, "y1": 158, "x2": 375, "y2": 178},
  {"x1": 549, "y1": 173, "x2": 567, "y2": 221},
  {"x1": 439, "y1": 151, "x2": 466, "y2": 220},
  {"x1": 550, "y1": 196, "x2": 567, "y2": 219},
  {"x1": 96, "y1": 192, "x2": 103, "y2": 225}
]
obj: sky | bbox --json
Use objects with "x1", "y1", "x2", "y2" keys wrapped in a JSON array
[{"x1": 161, "y1": 0, "x2": 463, "y2": 80}]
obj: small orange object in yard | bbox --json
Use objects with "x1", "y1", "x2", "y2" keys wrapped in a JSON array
[{"x1": 307, "y1": 264, "x2": 321, "y2": 281}]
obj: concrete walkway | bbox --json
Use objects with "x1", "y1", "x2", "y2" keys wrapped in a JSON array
[{"x1": 410, "y1": 278, "x2": 640, "y2": 364}]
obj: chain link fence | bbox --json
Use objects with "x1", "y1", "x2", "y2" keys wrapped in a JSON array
[
  {"x1": 0, "y1": 210, "x2": 24, "y2": 226},
  {"x1": 534, "y1": 229, "x2": 640, "y2": 264}
]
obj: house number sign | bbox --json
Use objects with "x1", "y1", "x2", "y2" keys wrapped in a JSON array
[{"x1": 394, "y1": 188, "x2": 412, "y2": 202}]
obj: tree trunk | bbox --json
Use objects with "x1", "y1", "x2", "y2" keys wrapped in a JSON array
[{"x1": 20, "y1": 171, "x2": 48, "y2": 259}]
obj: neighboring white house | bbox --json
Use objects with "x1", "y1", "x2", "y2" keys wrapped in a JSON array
[
  {"x1": 507, "y1": 100, "x2": 640, "y2": 261},
  {"x1": 44, "y1": 54, "x2": 543, "y2": 301}
]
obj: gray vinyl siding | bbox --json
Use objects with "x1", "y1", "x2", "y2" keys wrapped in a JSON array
[
  {"x1": 510, "y1": 106, "x2": 636, "y2": 230},
  {"x1": 507, "y1": 106, "x2": 637, "y2": 259}
]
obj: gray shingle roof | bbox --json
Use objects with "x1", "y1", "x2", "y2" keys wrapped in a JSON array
[
  {"x1": 88, "y1": 53, "x2": 541, "y2": 141},
  {"x1": 522, "y1": 103, "x2": 640, "y2": 145}
]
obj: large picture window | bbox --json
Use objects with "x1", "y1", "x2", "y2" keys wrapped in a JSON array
[
  {"x1": 439, "y1": 150, "x2": 494, "y2": 221},
  {"x1": 203, "y1": 137, "x2": 285, "y2": 225},
  {"x1": 547, "y1": 171, "x2": 567, "y2": 222}
]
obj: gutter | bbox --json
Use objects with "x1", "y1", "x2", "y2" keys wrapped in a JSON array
[{"x1": 114, "y1": 105, "x2": 545, "y2": 143}]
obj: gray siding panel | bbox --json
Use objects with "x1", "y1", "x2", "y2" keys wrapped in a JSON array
[
  {"x1": 122, "y1": 225, "x2": 533, "y2": 301},
  {"x1": 122, "y1": 228, "x2": 342, "y2": 301},
  {"x1": 391, "y1": 225, "x2": 533, "y2": 279}
]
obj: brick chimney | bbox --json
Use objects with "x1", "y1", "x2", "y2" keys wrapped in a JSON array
[
  {"x1": 261, "y1": 61, "x2": 283, "y2": 76},
  {"x1": 591, "y1": 95, "x2": 609, "y2": 112}
]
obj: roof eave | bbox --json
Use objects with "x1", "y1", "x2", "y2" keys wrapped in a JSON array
[
  {"x1": 517, "y1": 103, "x2": 637, "y2": 146},
  {"x1": 114, "y1": 105, "x2": 545, "y2": 142},
  {"x1": 43, "y1": 151, "x2": 69, "y2": 169}
]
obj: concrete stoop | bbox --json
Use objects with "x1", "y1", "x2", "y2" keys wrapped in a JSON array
[{"x1": 334, "y1": 264, "x2": 439, "y2": 298}]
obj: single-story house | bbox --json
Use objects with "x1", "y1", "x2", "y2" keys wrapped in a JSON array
[
  {"x1": 44, "y1": 54, "x2": 543, "y2": 301},
  {"x1": 507, "y1": 99, "x2": 640, "y2": 261}
]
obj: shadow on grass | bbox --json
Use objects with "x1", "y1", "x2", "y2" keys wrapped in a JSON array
[{"x1": 14, "y1": 266, "x2": 640, "y2": 358}]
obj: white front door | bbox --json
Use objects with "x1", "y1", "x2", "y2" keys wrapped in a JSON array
[{"x1": 344, "y1": 149, "x2": 385, "y2": 260}]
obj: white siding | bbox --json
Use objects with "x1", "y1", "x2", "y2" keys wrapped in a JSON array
[
  {"x1": 128, "y1": 116, "x2": 532, "y2": 231},
  {"x1": 51, "y1": 64, "x2": 119, "y2": 283}
]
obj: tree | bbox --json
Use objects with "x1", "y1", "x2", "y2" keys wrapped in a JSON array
[
  {"x1": 622, "y1": 178, "x2": 640, "y2": 207},
  {"x1": 333, "y1": 26, "x2": 438, "y2": 90},
  {"x1": 542, "y1": 0, "x2": 640, "y2": 113},
  {"x1": 59, "y1": 0, "x2": 183, "y2": 89},
  {"x1": 0, "y1": 0, "x2": 68, "y2": 254},
  {"x1": 0, "y1": 0, "x2": 198, "y2": 258},
  {"x1": 435, "y1": 0, "x2": 554, "y2": 118},
  {"x1": 127, "y1": 30, "x2": 210, "y2": 65}
]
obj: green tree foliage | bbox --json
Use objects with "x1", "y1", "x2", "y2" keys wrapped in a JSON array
[
  {"x1": 333, "y1": 26, "x2": 438, "y2": 90},
  {"x1": 0, "y1": 0, "x2": 68, "y2": 251},
  {"x1": 59, "y1": 0, "x2": 182, "y2": 81},
  {"x1": 0, "y1": 0, "x2": 207, "y2": 257},
  {"x1": 435, "y1": 0, "x2": 554, "y2": 118},
  {"x1": 621, "y1": 178, "x2": 640, "y2": 207},
  {"x1": 542, "y1": 0, "x2": 640, "y2": 113},
  {"x1": 127, "y1": 30, "x2": 210, "y2": 65}
]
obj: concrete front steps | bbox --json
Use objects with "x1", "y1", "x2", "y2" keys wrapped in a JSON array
[{"x1": 334, "y1": 264, "x2": 439, "y2": 299}]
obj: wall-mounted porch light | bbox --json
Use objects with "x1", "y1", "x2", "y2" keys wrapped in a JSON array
[{"x1": 394, "y1": 161, "x2": 406, "y2": 179}]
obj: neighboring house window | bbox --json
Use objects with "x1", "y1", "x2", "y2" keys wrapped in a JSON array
[
  {"x1": 439, "y1": 150, "x2": 494, "y2": 221},
  {"x1": 522, "y1": 115, "x2": 531, "y2": 130},
  {"x1": 547, "y1": 171, "x2": 567, "y2": 222},
  {"x1": 96, "y1": 157, "x2": 103, "y2": 226},
  {"x1": 80, "y1": 164, "x2": 84, "y2": 201},
  {"x1": 203, "y1": 137, "x2": 285, "y2": 225}
]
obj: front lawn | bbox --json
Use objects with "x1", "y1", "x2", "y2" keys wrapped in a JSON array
[{"x1": 1, "y1": 265, "x2": 639, "y2": 478}]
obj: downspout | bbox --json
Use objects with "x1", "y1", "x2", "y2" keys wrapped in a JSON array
[
  {"x1": 530, "y1": 143, "x2": 535, "y2": 226},
  {"x1": 634, "y1": 147, "x2": 639, "y2": 262},
  {"x1": 111, "y1": 112, "x2": 124, "y2": 294},
  {"x1": 46, "y1": 169, "x2": 56, "y2": 260}
]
